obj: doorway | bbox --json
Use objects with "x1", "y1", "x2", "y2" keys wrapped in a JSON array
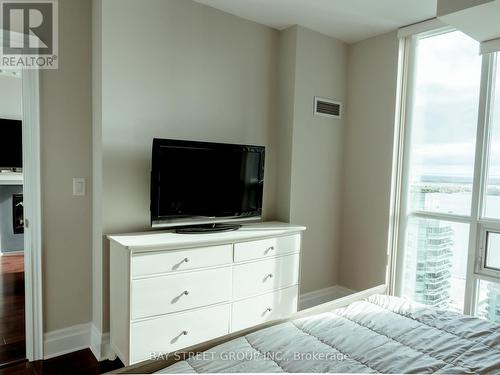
[
  {"x1": 0, "y1": 28, "x2": 43, "y2": 363},
  {"x1": 0, "y1": 69, "x2": 25, "y2": 366}
]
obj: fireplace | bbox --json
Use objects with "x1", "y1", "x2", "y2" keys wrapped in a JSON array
[{"x1": 12, "y1": 194, "x2": 24, "y2": 234}]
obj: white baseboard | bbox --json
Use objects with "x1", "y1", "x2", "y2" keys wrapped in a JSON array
[
  {"x1": 44, "y1": 323, "x2": 91, "y2": 359},
  {"x1": 44, "y1": 323, "x2": 115, "y2": 361},
  {"x1": 90, "y1": 323, "x2": 115, "y2": 361},
  {"x1": 299, "y1": 285, "x2": 356, "y2": 310}
]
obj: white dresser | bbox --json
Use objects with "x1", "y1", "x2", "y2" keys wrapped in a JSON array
[{"x1": 108, "y1": 221, "x2": 306, "y2": 365}]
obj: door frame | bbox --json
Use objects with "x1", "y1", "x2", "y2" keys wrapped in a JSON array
[
  {"x1": 21, "y1": 68, "x2": 44, "y2": 361},
  {"x1": 1, "y1": 29, "x2": 44, "y2": 361}
]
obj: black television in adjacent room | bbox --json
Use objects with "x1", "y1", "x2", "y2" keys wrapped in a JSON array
[
  {"x1": 0, "y1": 118, "x2": 22, "y2": 169},
  {"x1": 150, "y1": 138, "x2": 265, "y2": 232}
]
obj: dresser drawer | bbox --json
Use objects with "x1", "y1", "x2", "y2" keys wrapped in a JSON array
[
  {"x1": 130, "y1": 304, "x2": 230, "y2": 364},
  {"x1": 234, "y1": 234, "x2": 300, "y2": 262},
  {"x1": 131, "y1": 244, "x2": 232, "y2": 277},
  {"x1": 232, "y1": 254, "x2": 300, "y2": 299},
  {"x1": 231, "y1": 285, "x2": 298, "y2": 332},
  {"x1": 131, "y1": 267, "x2": 232, "y2": 319}
]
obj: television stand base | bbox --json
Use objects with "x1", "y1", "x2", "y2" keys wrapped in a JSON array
[{"x1": 175, "y1": 223, "x2": 242, "y2": 234}]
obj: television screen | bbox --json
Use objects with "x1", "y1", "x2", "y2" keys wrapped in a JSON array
[
  {"x1": 151, "y1": 138, "x2": 265, "y2": 227},
  {"x1": 0, "y1": 119, "x2": 22, "y2": 169}
]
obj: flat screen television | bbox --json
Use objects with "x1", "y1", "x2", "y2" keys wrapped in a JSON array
[
  {"x1": 150, "y1": 138, "x2": 265, "y2": 230},
  {"x1": 0, "y1": 118, "x2": 22, "y2": 169}
]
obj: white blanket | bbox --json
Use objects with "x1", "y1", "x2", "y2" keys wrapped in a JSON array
[{"x1": 157, "y1": 295, "x2": 500, "y2": 373}]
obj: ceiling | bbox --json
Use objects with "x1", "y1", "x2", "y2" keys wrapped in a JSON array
[{"x1": 194, "y1": 0, "x2": 437, "y2": 44}]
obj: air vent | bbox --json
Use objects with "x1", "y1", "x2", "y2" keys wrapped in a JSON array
[{"x1": 314, "y1": 97, "x2": 342, "y2": 119}]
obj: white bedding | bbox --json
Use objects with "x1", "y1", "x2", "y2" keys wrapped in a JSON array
[{"x1": 156, "y1": 295, "x2": 500, "y2": 374}]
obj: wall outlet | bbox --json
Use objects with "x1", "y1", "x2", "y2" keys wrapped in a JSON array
[{"x1": 73, "y1": 178, "x2": 86, "y2": 196}]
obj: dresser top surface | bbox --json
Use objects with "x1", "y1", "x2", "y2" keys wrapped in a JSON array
[{"x1": 107, "y1": 221, "x2": 306, "y2": 251}]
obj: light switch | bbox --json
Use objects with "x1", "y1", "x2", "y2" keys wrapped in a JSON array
[{"x1": 73, "y1": 178, "x2": 86, "y2": 196}]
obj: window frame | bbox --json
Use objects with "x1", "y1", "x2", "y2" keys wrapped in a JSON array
[
  {"x1": 392, "y1": 28, "x2": 500, "y2": 317},
  {"x1": 479, "y1": 228, "x2": 500, "y2": 276}
]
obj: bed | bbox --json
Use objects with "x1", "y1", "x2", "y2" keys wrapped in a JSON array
[{"x1": 110, "y1": 285, "x2": 500, "y2": 374}]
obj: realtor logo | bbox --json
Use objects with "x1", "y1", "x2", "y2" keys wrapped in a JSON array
[{"x1": 1, "y1": 0, "x2": 58, "y2": 69}]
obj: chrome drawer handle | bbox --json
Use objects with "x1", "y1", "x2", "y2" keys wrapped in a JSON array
[
  {"x1": 182, "y1": 330, "x2": 188, "y2": 336},
  {"x1": 183, "y1": 258, "x2": 189, "y2": 263},
  {"x1": 183, "y1": 290, "x2": 189, "y2": 296},
  {"x1": 265, "y1": 246, "x2": 275, "y2": 254}
]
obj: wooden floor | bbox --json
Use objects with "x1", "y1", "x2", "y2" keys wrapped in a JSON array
[
  {"x1": 0, "y1": 255, "x2": 124, "y2": 374},
  {"x1": 0, "y1": 349, "x2": 124, "y2": 374},
  {"x1": 0, "y1": 255, "x2": 25, "y2": 367}
]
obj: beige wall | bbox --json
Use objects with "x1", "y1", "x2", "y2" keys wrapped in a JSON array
[
  {"x1": 0, "y1": 75, "x2": 22, "y2": 118},
  {"x1": 288, "y1": 27, "x2": 347, "y2": 293},
  {"x1": 339, "y1": 31, "x2": 399, "y2": 291},
  {"x1": 98, "y1": 0, "x2": 279, "y2": 331},
  {"x1": 275, "y1": 27, "x2": 297, "y2": 223},
  {"x1": 101, "y1": 0, "x2": 279, "y2": 231},
  {"x1": 40, "y1": 0, "x2": 92, "y2": 331}
]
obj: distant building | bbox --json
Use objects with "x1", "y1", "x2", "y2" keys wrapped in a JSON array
[
  {"x1": 478, "y1": 282, "x2": 500, "y2": 323},
  {"x1": 408, "y1": 219, "x2": 454, "y2": 309},
  {"x1": 404, "y1": 192, "x2": 455, "y2": 309}
]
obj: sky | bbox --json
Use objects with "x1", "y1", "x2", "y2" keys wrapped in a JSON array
[{"x1": 410, "y1": 31, "x2": 500, "y2": 179}]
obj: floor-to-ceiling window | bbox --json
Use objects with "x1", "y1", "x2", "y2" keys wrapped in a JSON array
[
  {"x1": 395, "y1": 28, "x2": 500, "y2": 323},
  {"x1": 474, "y1": 51, "x2": 500, "y2": 322}
]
